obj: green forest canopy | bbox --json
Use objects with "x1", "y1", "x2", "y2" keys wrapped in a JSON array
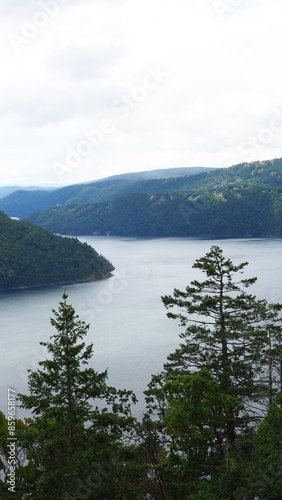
[
  {"x1": 25, "y1": 159, "x2": 282, "y2": 238},
  {"x1": 0, "y1": 211, "x2": 114, "y2": 289}
]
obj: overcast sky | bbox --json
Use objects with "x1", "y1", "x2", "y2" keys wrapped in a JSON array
[{"x1": 1, "y1": 0, "x2": 282, "y2": 186}]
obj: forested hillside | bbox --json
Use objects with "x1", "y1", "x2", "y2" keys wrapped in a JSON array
[
  {"x1": 0, "y1": 186, "x2": 51, "y2": 200},
  {"x1": 26, "y1": 183, "x2": 282, "y2": 238},
  {"x1": 0, "y1": 167, "x2": 213, "y2": 218},
  {"x1": 0, "y1": 211, "x2": 113, "y2": 289},
  {"x1": 5, "y1": 158, "x2": 282, "y2": 237}
]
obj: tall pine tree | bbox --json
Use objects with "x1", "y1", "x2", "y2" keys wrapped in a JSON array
[
  {"x1": 141, "y1": 246, "x2": 281, "y2": 498},
  {"x1": 18, "y1": 292, "x2": 136, "y2": 499},
  {"x1": 161, "y1": 245, "x2": 274, "y2": 414}
]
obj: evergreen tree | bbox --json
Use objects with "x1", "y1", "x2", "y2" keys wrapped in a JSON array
[
  {"x1": 162, "y1": 370, "x2": 241, "y2": 498},
  {"x1": 248, "y1": 393, "x2": 282, "y2": 499},
  {"x1": 18, "y1": 292, "x2": 136, "y2": 499},
  {"x1": 141, "y1": 246, "x2": 282, "y2": 498},
  {"x1": 161, "y1": 245, "x2": 275, "y2": 425},
  {"x1": 264, "y1": 305, "x2": 282, "y2": 404},
  {"x1": 234, "y1": 394, "x2": 282, "y2": 500},
  {"x1": 141, "y1": 370, "x2": 243, "y2": 499}
]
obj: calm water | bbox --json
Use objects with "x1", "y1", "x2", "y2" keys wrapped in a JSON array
[{"x1": 1, "y1": 237, "x2": 282, "y2": 418}]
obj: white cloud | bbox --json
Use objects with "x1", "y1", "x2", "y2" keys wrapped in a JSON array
[{"x1": 0, "y1": 0, "x2": 282, "y2": 186}]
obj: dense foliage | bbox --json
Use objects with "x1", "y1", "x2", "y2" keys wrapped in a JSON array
[
  {"x1": 1, "y1": 159, "x2": 282, "y2": 225},
  {"x1": 140, "y1": 247, "x2": 282, "y2": 498},
  {"x1": 0, "y1": 247, "x2": 281, "y2": 498},
  {"x1": 15, "y1": 293, "x2": 136, "y2": 499},
  {"x1": 0, "y1": 167, "x2": 213, "y2": 218},
  {"x1": 0, "y1": 211, "x2": 114, "y2": 289},
  {"x1": 161, "y1": 246, "x2": 275, "y2": 404},
  {"x1": 26, "y1": 183, "x2": 282, "y2": 237},
  {"x1": 21, "y1": 158, "x2": 282, "y2": 237}
]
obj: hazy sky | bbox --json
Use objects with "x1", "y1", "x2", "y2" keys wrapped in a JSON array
[{"x1": 1, "y1": 0, "x2": 282, "y2": 186}]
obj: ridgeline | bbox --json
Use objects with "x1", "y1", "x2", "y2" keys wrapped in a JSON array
[{"x1": 23, "y1": 159, "x2": 282, "y2": 238}]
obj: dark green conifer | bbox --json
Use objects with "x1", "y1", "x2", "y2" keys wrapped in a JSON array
[{"x1": 19, "y1": 292, "x2": 136, "y2": 499}]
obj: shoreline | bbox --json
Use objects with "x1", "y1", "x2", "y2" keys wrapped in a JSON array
[{"x1": 0, "y1": 271, "x2": 114, "y2": 292}]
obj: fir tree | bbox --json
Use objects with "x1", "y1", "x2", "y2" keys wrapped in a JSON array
[
  {"x1": 141, "y1": 246, "x2": 282, "y2": 498},
  {"x1": 161, "y1": 246, "x2": 275, "y2": 417},
  {"x1": 18, "y1": 292, "x2": 136, "y2": 499}
]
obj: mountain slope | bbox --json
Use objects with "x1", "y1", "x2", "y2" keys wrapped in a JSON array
[
  {"x1": 0, "y1": 167, "x2": 215, "y2": 218},
  {"x1": 0, "y1": 211, "x2": 113, "y2": 289},
  {"x1": 24, "y1": 159, "x2": 282, "y2": 237},
  {"x1": 0, "y1": 186, "x2": 52, "y2": 200},
  {"x1": 96, "y1": 166, "x2": 215, "y2": 182},
  {"x1": 1, "y1": 160, "x2": 281, "y2": 219},
  {"x1": 0, "y1": 184, "x2": 86, "y2": 218},
  {"x1": 25, "y1": 184, "x2": 282, "y2": 238},
  {"x1": 186, "y1": 158, "x2": 282, "y2": 189}
]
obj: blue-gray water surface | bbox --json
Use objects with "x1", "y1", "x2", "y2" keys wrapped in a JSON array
[{"x1": 1, "y1": 237, "x2": 281, "y2": 418}]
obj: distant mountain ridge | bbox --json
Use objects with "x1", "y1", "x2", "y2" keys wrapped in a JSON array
[
  {"x1": 24, "y1": 158, "x2": 282, "y2": 238},
  {"x1": 0, "y1": 184, "x2": 87, "y2": 218},
  {"x1": 0, "y1": 185, "x2": 53, "y2": 200},
  {"x1": 0, "y1": 167, "x2": 215, "y2": 218},
  {"x1": 94, "y1": 166, "x2": 215, "y2": 182}
]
